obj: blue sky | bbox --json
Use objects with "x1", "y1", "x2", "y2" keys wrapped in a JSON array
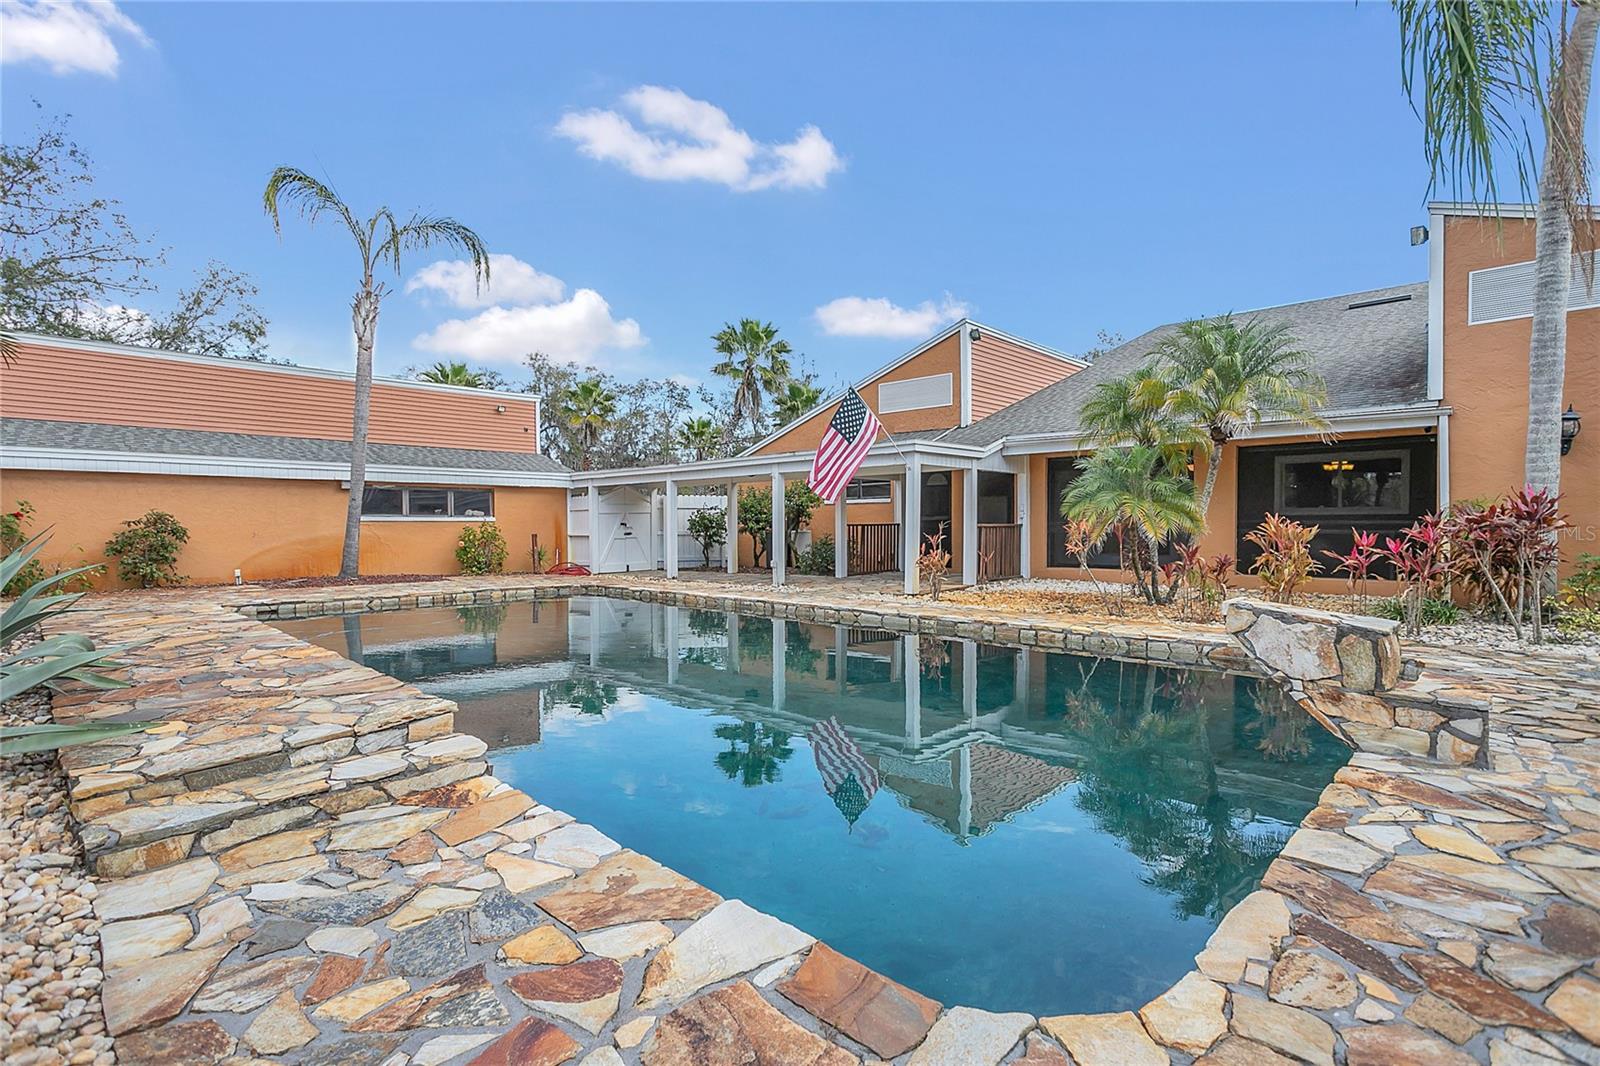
[{"x1": 1, "y1": 2, "x2": 1566, "y2": 391}]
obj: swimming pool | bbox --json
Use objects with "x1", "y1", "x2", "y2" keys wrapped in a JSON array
[{"x1": 275, "y1": 595, "x2": 1347, "y2": 1016}]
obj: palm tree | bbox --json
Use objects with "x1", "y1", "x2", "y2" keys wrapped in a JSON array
[
  {"x1": 263, "y1": 167, "x2": 488, "y2": 578},
  {"x1": 711, "y1": 319, "x2": 791, "y2": 442},
  {"x1": 774, "y1": 380, "x2": 824, "y2": 428},
  {"x1": 563, "y1": 377, "x2": 617, "y2": 470},
  {"x1": 1063, "y1": 445, "x2": 1203, "y2": 604},
  {"x1": 1156, "y1": 316, "x2": 1327, "y2": 523},
  {"x1": 1395, "y1": 0, "x2": 1598, "y2": 494},
  {"x1": 1080, "y1": 362, "x2": 1203, "y2": 470},
  {"x1": 418, "y1": 360, "x2": 487, "y2": 387},
  {"x1": 678, "y1": 416, "x2": 722, "y2": 462}
]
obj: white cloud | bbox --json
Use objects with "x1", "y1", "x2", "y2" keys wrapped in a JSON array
[
  {"x1": 0, "y1": 1, "x2": 149, "y2": 77},
  {"x1": 555, "y1": 86, "x2": 843, "y2": 192},
  {"x1": 813, "y1": 294, "x2": 969, "y2": 339},
  {"x1": 413, "y1": 289, "x2": 645, "y2": 365},
  {"x1": 405, "y1": 253, "x2": 565, "y2": 310}
]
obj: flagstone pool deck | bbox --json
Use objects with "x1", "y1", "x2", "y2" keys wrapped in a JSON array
[{"x1": 30, "y1": 573, "x2": 1600, "y2": 1065}]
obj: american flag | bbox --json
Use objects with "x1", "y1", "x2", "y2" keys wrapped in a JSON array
[
  {"x1": 806, "y1": 388, "x2": 882, "y2": 504},
  {"x1": 808, "y1": 716, "x2": 880, "y2": 827}
]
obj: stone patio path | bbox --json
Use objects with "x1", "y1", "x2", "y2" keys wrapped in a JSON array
[{"x1": 29, "y1": 575, "x2": 1600, "y2": 1064}]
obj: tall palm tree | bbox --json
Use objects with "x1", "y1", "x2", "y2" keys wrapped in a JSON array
[
  {"x1": 677, "y1": 415, "x2": 722, "y2": 462},
  {"x1": 774, "y1": 380, "x2": 824, "y2": 428},
  {"x1": 1156, "y1": 316, "x2": 1327, "y2": 523},
  {"x1": 1063, "y1": 445, "x2": 1203, "y2": 604},
  {"x1": 263, "y1": 167, "x2": 488, "y2": 578},
  {"x1": 1395, "y1": 0, "x2": 1598, "y2": 494},
  {"x1": 563, "y1": 377, "x2": 617, "y2": 470},
  {"x1": 417, "y1": 360, "x2": 487, "y2": 387},
  {"x1": 711, "y1": 319, "x2": 791, "y2": 442}
]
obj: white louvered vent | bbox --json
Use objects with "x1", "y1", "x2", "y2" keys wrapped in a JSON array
[
  {"x1": 1468, "y1": 253, "x2": 1600, "y2": 324},
  {"x1": 877, "y1": 372, "x2": 953, "y2": 414}
]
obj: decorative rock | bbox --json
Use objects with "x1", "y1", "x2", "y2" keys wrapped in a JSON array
[
  {"x1": 468, "y1": 886, "x2": 546, "y2": 943},
  {"x1": 1228, "y1": 996, "x2": 1335, "y2": 1066},
  {"x1": 777, "y1": 941, "x2": 942, "y2": 1058},
  {"x1": 242, "y1": 917, "x2": 318, "y2": 958},
  {"x1": 243, "y1": 989, "x2": 318, "y2": 1055},
  {"x1": 1137, "y1": 971, "x2": 1227, "y2": 1054},
  {"x1": 1013, "y1": 1033, "x2": 1072, "y2": 1066},
  {"x1": 435, "y1": 790, "x2": 535, "y2": 845},
  {"x1": 386, "y1": 909, "x2": 471, "y2": 976},
  {"x1": 484, "y1": 850, "x2": 572, "y2": 892},
  {"x1": 615, "y1": 1015, "x2": 656, "y2": 1048},
  {"x1": 100, "y1": 913, "x2": 194, "y2": 969},
  {"x1": 502, "y1": 923, "x2": 584, "y2": 964},
  {"x1": 1266, "y1": 950, "x2": 1356, "y2": 1009},
  {"x1": 96, "y1": 856, "x2": 218, "y2": 920},
  {"x1": 1356, "y1": 999, "x2": 1395, "y2": 1022},
  {"x1": 911, "y1": 1005, "x2": 1034, "y2": 1066},
  {"x1": 508, "y1": 957, "x2": 625, "y2": 1034},
  {"x1": 312, "y1": 976, "x2": 410, "y2": 1023},
  {"x1": 583, "y1": 1049, "x2": 627, "y2": 1066},
  {"x1": 257, "y1": 880, "x2": 412, "y2": 925},
  {"x1": 192, "y1": 953, "x2": 321, "y2": 1014},
  {"x1": 1405, "y1": 952, "x2": 1569, "y2": 1029},
  {"x1": 463, "y1": 1015, "x2": 583, "y2": 1066},
  {"x1": 101, "y1": 944, "x2": 231, "y2": 1035},
  {"x1": 1194, "y1": 889, "x2": 1291, "y2": 982},
  {"x1": 327, "y1": 808, "x2": 448, "y2": 851},
  {"x1": 1342, "y1": 1023, "x2": 1480, "y2": 1066},
  {"x1": 638, "y1": 899, "x2": 814, "y2": 1008},
  {"x1": 114, "y1": 1019, "x2": 237, "y2": 1065},
  {"x1": 643, "y1": 981, "x2": 855, "y2": 1066},
  {"x1": 350, "y1": 963, "x2": 511, "y2": 1032},
  {"x1": 1414, "y1": 823, "x2": 1503, "y2": 864},
  {"x1": 1404, "y1": 992, "x2": 1482, "y2": 1044},
  {"x1": 1238, "y1": 611, "x2": 1340, "y2": 680},
  {"x1": 302, "y1": 954, "x2": 366, "y2": 1006},
  {"x1": 1532, "y1": 901, "x2": 1600, "y2": 957},
  {"x1": 1482, "y1": 939, "x2": 1584, "y2": 990},
  {"x1": 188, "y1": 894, "x2": 252, "y2": 949},
  {"x1": 536, "y1": 822, "x2": 622, "y2": 868},
  {"x1": 1195, "y1": 1036, "x2": 1298, "y2": 1066},
  {"x1": 1545, "y1": 974, "x2": 1600, "y2": 1044},
  {"x1": 581, "y1": 920, "x2": 675, "y2": 961},
  {"x1": 1044, "y1": 1010, "x2": 1168, "y2": 1066},
  {"x1": 414, "y1": 1034, "x2": 496, "y2": 1066},
  {"x1": 538, "y1": 850, "x2": 719, "y2": 931},
  {"x1": 307, "y1": 924, "x2": 380, "y2": 957},
  {"x1": 1281, "y1": 828, "x2": 1382, "y2": 875},
  {"x1": 386, "y1": 885, "x2": 480, "y2": 930}
]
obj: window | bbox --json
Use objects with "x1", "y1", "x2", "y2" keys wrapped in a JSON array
[
  {"x1": 360, "y1": 486, "x2": 495, "y2": 519},
  {"x1": 1275, "y1": 451, "x2": 1410, "y2": 515},
  {"x1": 845, "y1": 478, "x2": 892, "y2": 502}
]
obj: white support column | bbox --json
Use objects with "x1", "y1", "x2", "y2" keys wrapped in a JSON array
[
  {"x1": 583, "y1": 484, "x2": 597, "y2": 568},
  {"x1": 771, "y1": 617, "x2": 787, "y2": 711},
  {"x1": 725, "y1": 483, "x2": 739, "y2": 574},
  {"x1": 770, "y1": 472, "x2": 786, "y2": 587},
  {"x1": 664, "y1": 478, "x2": 679, "y2": 578},
  {"x1": 902, "y1": 633, "x2": 921, "y2": 748},
  {"x1": 961, "y1": 465, "x2": 978, "y2": 587},
  {"x1": 834, "y1": 487, "x2": 848, "y2": 579},
  {"x1": 902, "y1": 454, "x2": 922, "y2": 595},
  {"x1": 647, "y1": 489, "x2": 661, "y2": 571},
  {"x1": 962, "y1": 640, "x2": 978, "y2": 723},
  {"x1": 665, "y1": 605, "x2": 680, "y2": 685},
  {"x1": 1016, "y1": 461, "x2": 1032, "y2": 578}
]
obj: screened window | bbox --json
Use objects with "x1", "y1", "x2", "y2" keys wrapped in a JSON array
[
  {"x1": 360, "y1": 487, "x2": 495, "y2": 518},
  {"x1": 845, "y1": 478, "x2": 892, "y2": 502},
  {"x1": 1275, "y1": 451, "x2": 1410, "y2": 515}
]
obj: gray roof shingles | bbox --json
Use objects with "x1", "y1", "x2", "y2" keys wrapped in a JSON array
[
  {"x1": 943, "y1": 282, "x2": 1431, "y2": 448},
  {"x1": 0, "y1": 418, "x2": 570, "y2": 476}
]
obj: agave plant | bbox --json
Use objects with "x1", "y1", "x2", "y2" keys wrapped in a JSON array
[{"x1": 1, "y1": 534, "x2": 147, "y2": 755}]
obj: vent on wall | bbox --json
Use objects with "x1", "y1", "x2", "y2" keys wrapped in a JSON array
[
  {"x1": 877, "y1": 372, "x2": 953, "y2": 414},
  {"x1": 1468, "y1": 253, "x2": 1600, "y2": 324}
]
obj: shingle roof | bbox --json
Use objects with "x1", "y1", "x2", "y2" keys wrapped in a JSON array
[
  {"x1": 942, "y1": 282, "x2": 1431, "y2": 448},
  {"x1": 0, "y1": 418, "x2": 570, "y2": 475}
]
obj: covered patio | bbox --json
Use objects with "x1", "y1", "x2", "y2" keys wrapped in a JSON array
[{"x1": 567, "y1": 439, "x2": 1032, "y2": 593}]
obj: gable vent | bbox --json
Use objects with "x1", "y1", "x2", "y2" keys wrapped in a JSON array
[{"x1": 1468, "y1": 253, "x2": 1600, "y2": 325}]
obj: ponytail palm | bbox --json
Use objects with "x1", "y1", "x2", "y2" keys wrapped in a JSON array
[
  {"x1": 1156, "y1": 316, "x2": 1327, "y2": 525},
  {"x1": 263, "y1": 167, "x2": 489, "y2": 577},
  {"x1": 1063, "y1": 445, "x2": 1203, "y2": 604}
]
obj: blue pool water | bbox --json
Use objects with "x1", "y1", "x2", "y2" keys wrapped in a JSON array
[{"x1": 275, "y1": 596, "x2": 1347, "y2": 1015}]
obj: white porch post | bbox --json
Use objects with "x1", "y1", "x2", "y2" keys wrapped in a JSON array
[
  {"x1": 902, "y1": 633, "x2": 921, "y2": 747},
  {"x1": 834, "y1": 625, "x2": 848, "y2": 694},
  {"x1": 834, "y1": 487, "x2": 848, "y2": 579},
  {"x1": 771, "y1": 617, "x2": 787, "y2": 711},
  {"x1": 724, "y1": 483, "x2": 739, "y2": 574},
  {"x1": 771, "y1": 471, "x2": 786, "y2": 587},
  {"x1": 961, "y1": 464, "x2": 978, "y2": 587},
  {"x1": 664, "y1": 478, "x2": 679, "y2": 578},
  {"x1": 962, "y1": 640, "x2": 978, "y2": 723},
  {"x1": 726, "y1": 611, "x2": 740, "y2": 673},
  {"x1": 665, "y1": 605, "x2": 680, "y2": 685},
  {"x1": 902, "y1": 454, "x2": 922, "y2": 595},
  {"x1": 1016, "y1": 460, "x2": 1032, "y2": 578},
  {"x1": 584, "y1": 484, "x2": 597, "y2": 569}
]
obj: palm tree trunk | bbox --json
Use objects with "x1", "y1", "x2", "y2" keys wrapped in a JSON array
[
  {"x1": 341, "y1": 285, "x2": 379, "y2": 578},
  {"x1": 1197, "y1": 440, "x2": 1224, "y2": 525},
  {"x1": 1524, "y1": 1, "x2": 1599, "y2": 495}
]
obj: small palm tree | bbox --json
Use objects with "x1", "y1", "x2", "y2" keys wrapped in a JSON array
[
  {"x1": 563, "y1": 377, "x2": 617, "y2": 470},
  {"x1": 417, "y1": 360, "x2": 487, "y2": 387},
  {"x1": 1394, "y1": 0, "x2": 1597, "y2": 495},
  {"x1": 774, "y1": 380, "x2": 823, "y2": 428},
  {"x1": 1156, "y1": 316, "x2": 1327, "y2": 524},
  {"x1": 1063, "y1": 445, "x2": 1203, "y2": 604},
  {"x1": 1080, "y1": 362, "x2": 1203, "y2": 473},
  {"x1": 678, "y1": 416, "x2": 722, "y2": 462},
  {"x1": 263, "y1": 167, "x2": 488, "y2": 577},
  {"x1": 711, "y1": 319, "x2": 791, "y2": 442}
]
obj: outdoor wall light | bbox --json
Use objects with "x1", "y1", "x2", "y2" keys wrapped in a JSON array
[
  {"x1": 495, "y1": 404, "x2": 507, "y2": 413},
  {"x1": 968, "y1": 327, "x2": 982, "y2": 343},
  {"x1": 1562, "y1": 404, "x2": 1582, "y2": 456}
]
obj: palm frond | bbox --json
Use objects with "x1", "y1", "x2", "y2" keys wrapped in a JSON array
[
  {"x1": 261, "y1": 166, "x2": 365, "y2": 251},
  {"x1": 384, "y1": 214, "x2": 490, "y2": 291}
]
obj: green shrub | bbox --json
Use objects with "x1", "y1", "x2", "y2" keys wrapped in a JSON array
[
  {"x1": 1559, "y1": 553, "x2": 1600, "y2": 611},
  {"x1": 687, "y1": 507, "x2": 727, "y2": 569},
  {"x1": 3, "y1": 501, "x2": 99, "y2": 596},
  {"x1": 1556, "y1": 606, "x2": 1600, "y2": 637},
  {"x1": 456, "y1": 523, "x2": 508, "y2": 575},
  {"x1": 796, "y1": 535, "x2": 835, "y2": 576},
  {"x1": 104, "y1": 511, "x2": 189, "y2": 588},
  {"x1": 1373, "y1": 596, "x2": 1460, "y2": 627}
]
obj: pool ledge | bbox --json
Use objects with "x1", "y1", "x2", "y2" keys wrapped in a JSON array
[{"x1": 37, "y1": 577, "x2": 1600, "y2": 1065}]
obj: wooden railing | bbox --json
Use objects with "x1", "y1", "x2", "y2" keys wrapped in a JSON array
[
  {"x1": 977, "y1": 523, "x2": 1022, "y2": 582},
  {"x1": 846, "y1": 523, "x2": 901, "y2": 575}
]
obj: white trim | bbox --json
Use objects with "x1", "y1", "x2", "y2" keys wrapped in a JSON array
[
  {"x1": 3, "y1": 330, "x2": 540, "y2": 405},
  {"x1": 959, "y1": 325, "x2": 974, "y2": 427},
  {"x1": 360, "y1": 515, "x2": 497, "y2": 523},
  {"x1": 0, "y1": 446, "x2": 570, "y2": 488},
  {"x1": 1427, "y1": 201, "x2": 1600, "y2": 221},
  {"x1": 1427, "y1": 209, "x2": 1445, "y2": 401}
]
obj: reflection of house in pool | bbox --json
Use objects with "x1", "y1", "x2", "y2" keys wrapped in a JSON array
[{"x1": 876, "y1": 743, "x2": 1078, "y2": 842}]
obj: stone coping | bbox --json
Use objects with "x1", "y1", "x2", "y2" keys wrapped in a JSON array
[{"x1": 33, "y1": 576, "x2": 1600, "y2": 1064}]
